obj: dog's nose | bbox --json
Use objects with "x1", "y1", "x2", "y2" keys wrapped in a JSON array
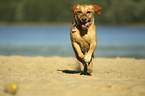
[{"x1": 81, "y1": 18, "x2": 87, "y2": 22}]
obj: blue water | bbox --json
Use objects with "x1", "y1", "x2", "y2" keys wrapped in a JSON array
[{"x1": 0, "y1": 25, "x2": 145, "y2": 58}]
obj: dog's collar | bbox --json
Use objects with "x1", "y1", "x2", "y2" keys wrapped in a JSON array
[
  {"x1": 72, "y1": 23, "x2": 77, "y2": 32},
  {"x1": 74, "y1": 20, "x2": 84, "y2": 31}
]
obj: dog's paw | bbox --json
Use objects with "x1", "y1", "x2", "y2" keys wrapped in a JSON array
[{"x1": 84, "y1": 55, "x2": 91, "y2": 63}]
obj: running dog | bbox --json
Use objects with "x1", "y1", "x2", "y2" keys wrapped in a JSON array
[{"x1": 70, "y1": 4, "x2": 102, "y2": 75}]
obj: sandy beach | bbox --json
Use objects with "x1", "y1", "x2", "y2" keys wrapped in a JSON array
[{"x1": 0, "y1": 56, "x2": 145, "y2": 96}]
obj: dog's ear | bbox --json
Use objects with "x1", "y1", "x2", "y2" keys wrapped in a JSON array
[
  {"x1": 71, "y1": 5, "x2": 77, "y2": 12},
  {"x1": 93, "y1": 5, "x2": 102, "y2": 15}
]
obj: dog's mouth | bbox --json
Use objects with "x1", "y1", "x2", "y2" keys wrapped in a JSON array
[
  {"x1": 80, "y1": 19, "x2": 91, "y2": 30},
  {"x1": 82, "y1": 22, "x2": 90, "y2": 29}
]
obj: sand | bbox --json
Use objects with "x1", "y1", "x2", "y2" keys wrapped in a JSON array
[{"x1": 0, "y1": 56, "x2": 145, "y2": 96}]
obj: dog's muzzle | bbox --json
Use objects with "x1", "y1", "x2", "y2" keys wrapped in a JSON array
[{"x1": 80, "y1": 18, "x2": 91, "y2": 30}]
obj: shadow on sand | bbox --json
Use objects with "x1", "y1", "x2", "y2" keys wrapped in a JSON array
[
  {"x1": 57, "y1": 69, "x2": 91, "y2": 76},
  {"x1": 57, "y1": 69, "x2": 81, "y2": 74}
]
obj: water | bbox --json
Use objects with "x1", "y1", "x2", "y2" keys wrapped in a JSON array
[{"x1": 0, "y1": 25, "x2": 145, "y2": 58}]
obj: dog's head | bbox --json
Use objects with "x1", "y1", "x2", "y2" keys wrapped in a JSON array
[{"x1": 71, "y1": 4, "x2": 102, "y2": 30}]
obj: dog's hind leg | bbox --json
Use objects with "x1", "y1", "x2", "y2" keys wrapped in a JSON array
[
  {"x1": 84, "y1": 62, "x2": 88, "y2": 75},
  {"x1": 80, "y1": 62, "x2": 91, "y2": 76},
  {"x1": 87, "y1": 60, "x2": 93, "y2": 74}
]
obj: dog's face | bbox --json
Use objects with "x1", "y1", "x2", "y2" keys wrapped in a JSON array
[{"x1": 71, "y1": 4, "x2": 101, "y2": 30}]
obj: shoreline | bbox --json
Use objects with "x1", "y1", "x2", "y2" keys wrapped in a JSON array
[{"x1": 0, "y1": 22, "x2": 145, "y2": 27}]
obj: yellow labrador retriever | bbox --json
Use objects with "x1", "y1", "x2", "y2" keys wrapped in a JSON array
[{"x1": 70, "y1": 4, "x2": 102, "y2": 75}]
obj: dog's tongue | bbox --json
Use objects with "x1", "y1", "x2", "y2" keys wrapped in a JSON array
[{"x1": 82, "y1": 22, "x2": 90, "y2": 28}]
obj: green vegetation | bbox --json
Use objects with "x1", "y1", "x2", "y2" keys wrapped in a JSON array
[{"x1": 0, "y1": 0, "x2": 145, "y2": 24}]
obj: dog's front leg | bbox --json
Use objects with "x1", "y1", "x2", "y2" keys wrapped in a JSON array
[
  {"x1": 72, "y1": 41, "x2": 85, "y2": 60},
  {"x1": 84, "y1": 41, "x2": 97, "y2": 63}
]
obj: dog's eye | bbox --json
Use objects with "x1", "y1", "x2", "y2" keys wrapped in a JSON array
[
  {"x1": 78, "y1": 11, "x2": 82, "y2": 13},
  {"x1": 87, "y1": 11, "x2": 91, "y2": 13}
]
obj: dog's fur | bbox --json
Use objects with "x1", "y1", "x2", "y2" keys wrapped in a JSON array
[{"x1": 70, "y1": 4, "x2": 101, "y2": 75}]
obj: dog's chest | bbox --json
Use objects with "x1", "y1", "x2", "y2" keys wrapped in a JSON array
[
  {"x1": 76, "y1": 32, "x2": 91, "y2": 51},
  {"x1": 80, "y1": 34, "x2": 90, "y2": 43},
  {"x1": 71, "y1": 25, "x2": 96, "y2": 52}
]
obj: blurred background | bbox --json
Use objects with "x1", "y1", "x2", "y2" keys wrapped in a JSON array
[{"x1": 0, "y1": 0, "x2": 145, "y2": 58}]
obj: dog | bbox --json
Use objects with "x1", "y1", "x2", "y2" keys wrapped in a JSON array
[{"x1": 70, "y1": 4, "x2": 102, "y2": 75}]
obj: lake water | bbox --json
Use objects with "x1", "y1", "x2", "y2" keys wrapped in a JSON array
[{"x1": 0, "y1": 25, "x2": 145, "y2": 59}]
